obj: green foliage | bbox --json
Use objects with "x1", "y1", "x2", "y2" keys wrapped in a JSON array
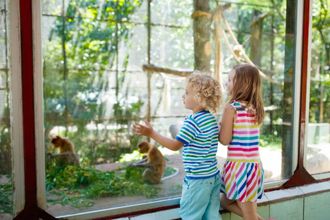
[
  {"x1": 43, "y1": 0, "x2": 143, "y2": 134},
  {"x1": 309, "y1": 0, "x2": 330, "y2": 123},
  {"x1": 43, "y1": 0, "x2": 144, "y2": 164},
  {"x1": 260, "y1": 134, "x2": 281, "y2": 149},
  {"x1": 0, "y1": 106, "x2": 11, "y2": 175},
  {"x1": 0, "y1": 129, "x2": 11, "y2": 175},
  {"x1": 46, "y1": 163, "x2": 159, "y2": 208},
  {"x1": 0, "y1": 179, "x2": 13, "y2": 214},
  {"x1": 113, "y1": 99, "x2": 144, "y2": 124}
]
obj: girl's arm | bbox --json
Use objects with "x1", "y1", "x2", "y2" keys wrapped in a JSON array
[
  {"x1": 133, "y1": 121, "x2": 183, "y2": 151},
  {"x1": 219, "y1": 104, "x2": 235, "y2": 145}
]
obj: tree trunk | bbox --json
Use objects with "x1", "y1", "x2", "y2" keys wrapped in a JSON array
[
  {"x1": 281, "y1": 0, "x2": 297, "y2": 179},
  {"x1": 250, "y1": 10, "x2": 264, "y2": 66},
  {"x1": 270, "y1": 12, "x2": 275, "y2": 133},
  {"x1": 61, "y1": 0, "x2": 69, "y2": 135},
  {"x1": 193, "y1": 0, "x2": 211, "y2": 72}
]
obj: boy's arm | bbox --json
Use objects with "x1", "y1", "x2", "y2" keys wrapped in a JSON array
[
  {"x1": 149, "y1": 131, "x2": 183, "y2": 151},
  {"x1": 133, "y1": 121, "x2": 183, "y2": 151},
  {"x1": 219, "y1": 104, "x2": 235, "y2": 145}
]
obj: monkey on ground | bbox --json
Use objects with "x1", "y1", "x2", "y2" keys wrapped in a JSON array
[
  {"x1": 49, "y1": 135, "x2": 79, "y2": 166},
  {"x1": 130, "y1": 141, "x2": 166, "y2": 184}
]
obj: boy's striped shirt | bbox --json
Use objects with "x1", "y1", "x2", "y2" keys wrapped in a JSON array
[{"x1": 176, "y1": 110, "x2": 219, "y2": 179}]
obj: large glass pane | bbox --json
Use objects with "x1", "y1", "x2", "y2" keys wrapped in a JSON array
[
  {"x1": 0, "y1": 0, "x2": 13, "y2": 219},
  {"x1": 42, "y1": 0, "x2": 297, "y2": 216},
  {"x1": 305, "y1": 0, "x2": 330, "y2": 175},
  {"x1": 216, "y1": 1, "x2": 298, "y2": 181}
]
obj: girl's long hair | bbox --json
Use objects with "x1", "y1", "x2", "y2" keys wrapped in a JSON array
[{"x1": 230, "y1": 63, "x2": 264, "y2": 124}]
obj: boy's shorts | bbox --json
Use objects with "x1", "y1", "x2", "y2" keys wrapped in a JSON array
[{"x1": 179, "y1": 174, "x2": 222, "y2": 220}]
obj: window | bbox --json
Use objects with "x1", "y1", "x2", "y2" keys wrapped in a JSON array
[
  {"x1": 40, "y1": 0, "x2": 299, "y2": 217},
  {"x1": 305, "y1": 0, "x2": 330, "y2": 175},
  {"x1": 216, "y1": 0, "x2": 300, "y2": 182}
]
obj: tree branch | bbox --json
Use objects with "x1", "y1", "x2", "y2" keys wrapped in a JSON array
[{"x1": 142, "y1": 64, "x2": 192, "y2": 77}]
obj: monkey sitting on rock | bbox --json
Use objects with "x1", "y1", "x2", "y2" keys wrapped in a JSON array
[
  {"x1": 48, "y1": 135, "x2": 79, "y2": 166},
  {"x1": 130, "y1": 141, "x2": 165, "y2": 184}
]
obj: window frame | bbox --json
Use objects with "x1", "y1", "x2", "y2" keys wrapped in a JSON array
[
  {"x1": 303, "y1": 0, "x2": 330, "y2": 181},
  {"x1": 8, "y1": 0, "x2": 25, "y2": 215}
]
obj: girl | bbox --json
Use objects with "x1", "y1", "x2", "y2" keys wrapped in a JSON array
[
  {"x1": 133, "y1": 73, "x2": 222, "y2": 220},
  {"x1": 219, "y1": 64, "x2": 265, "y2": 220}
]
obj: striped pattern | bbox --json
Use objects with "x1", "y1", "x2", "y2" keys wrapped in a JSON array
[
  {"x1": 228, "y1": 102, "x2": 260, "y2": 160},
  {"x1": 221, "y1": 101, "x2": 264, "y2": 202},
  {"x1": 221, "y1": 161, "x2": 264, "y2": 201},
  {"x1": 176, "y1": 110, "x2": 219, "y2": 179}
]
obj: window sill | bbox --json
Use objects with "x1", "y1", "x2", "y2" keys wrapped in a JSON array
[{"x1": 58, "y1": 181, "x2": 330, "y2": 219}]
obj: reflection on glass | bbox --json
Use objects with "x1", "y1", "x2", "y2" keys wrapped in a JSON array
[
  {"x1": 0, "y1": 0, "x2": 13, "y2": 218},
  {"x1": 305, "y1": 0, "x2": 330, "y2": 174},
  {"x1": 42, "y1": 0, "x2": 297, "y2": 216}
]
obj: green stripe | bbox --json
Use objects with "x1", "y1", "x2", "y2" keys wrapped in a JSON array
[
  {"x1": 181, "y1": 130, "x2": 194, "y2": 140},
  {"x1": 236, "y1": 168, "x2": 246, "y2": 185},
  {"x1": 200, "y1": 120, "x2": 213, "y2": 127},
  {"x1": 185, "y1": 154, "x2": 203, "y2": 158},
  {"x1": 192, "y1": 167, "x2": 217, "y2": 174},
  {"x1": 184, "y1": 154, "x2": 216, "y2": 159},
  {"x1": 232, "y1": 135, "x2": 259, "y2": 140},
  {"x1": 200, "y1": 123, "x2": 215, "y2": 131},
  {"x1": 194, "y1": 138, "x2": 210, "y2": 144}
]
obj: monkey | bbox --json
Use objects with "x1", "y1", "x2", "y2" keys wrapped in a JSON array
[
  {"x1": 130, "y1": 141, "x2": 166, "y2": 184},
  {"x1": 233, "y1": 44, "x2": 243, "y2": 58},
  {"x1": 49, "y1": 135, "x2": 79, "y2": 166}
]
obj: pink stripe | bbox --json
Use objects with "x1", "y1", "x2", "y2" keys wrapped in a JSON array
[
  {"x1": 237, "y1": 113, "x2": 255, "y2": 117},
  {"x1": 229, "y1": 145, "x2": 259, "y2": 148},
  {"x1": 233, "y1": 130, "x2": 259, "y2": 135},
  {"x1": 224, "y1": 171, "x2": 231, "y2": 183},
  {"x1": 225, "y1": 161, "x2": 233, "y2": 173},
  {"x1": 228, "y1": 147, "x2": 259, "y2": 152},
  {"x1": 227, "y1": 182, "x2": 236, "y2": 198},
  {"x1": 235, "y1": 163, "x2": 245, "y2": 179},
  {"x1": 247, "y1": 178, "x2": 257, "y2": 198},
  {"x1": 239, "y1": 190, "x2": 247, "y2": 201},
  {"x1": 224, "y1": 162, "x2": 233, "y2": 183},
  {"x1": 228, "y1": 153, "x2": 260, "y2": 157},
  {"x1": 247, "y1": 165, "x2": 257, "y2": 187}
]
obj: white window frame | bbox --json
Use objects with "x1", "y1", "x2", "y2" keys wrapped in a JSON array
[
  {"x1": 304, "y1": 0, "x2": 330, "y2": 180},
  {"x1": 8, "y1": 0, "x2": 25, "y2": 215}
]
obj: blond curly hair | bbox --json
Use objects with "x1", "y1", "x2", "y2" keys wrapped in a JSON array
[{"x1": 187, "y1": 72, "x2": 222, "y2": 113}]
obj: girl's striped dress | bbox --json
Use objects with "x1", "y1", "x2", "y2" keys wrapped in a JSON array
[{"x1": 221, "y1": 101, "x2": 264, "y2": 202}]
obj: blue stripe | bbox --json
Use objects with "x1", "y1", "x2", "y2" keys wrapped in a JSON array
[
  {"x1": 186, "y1": 120, "x2": 200, "y2": 133},
  {"x1": 193, "y1": 110, "x2": 209, "y2": 120},
  {"x1": 183, "y1": 161, "x2": 201, "y2": 165},
  {"x1": 197, "y1": 116, "x2": 214, "y2": 125},
  {"x1": 230, "y1": 142, "x2": 259, "y2": 146},
  {"x1": 247, "y1": 163, "x2": 254, "y2": 176},
  {"x1": 176, "y1": 136, "x2": 188, "y2": 145},
  {"x1": 185, "y1": 170, "x2": 219, "y2": 179},
  {"x1": 203, "y1": 125, "x2": 219, "y2": 133}
]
